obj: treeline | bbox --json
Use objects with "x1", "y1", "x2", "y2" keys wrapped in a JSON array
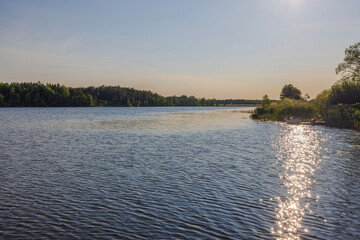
[
  {"x1": 0, "y1": 82, "x2": 211, "y2": 107},
  {"x1": 0, "y1": 82, "x2": 259, "y2": 107}
]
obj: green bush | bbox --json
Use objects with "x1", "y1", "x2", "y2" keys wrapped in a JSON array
[
  {"x1": 330, "y1": 81, "x2": 360, "y2": 105},
  {"x1": 326, "y1": 107, "x2": 360, "y2": 130}
]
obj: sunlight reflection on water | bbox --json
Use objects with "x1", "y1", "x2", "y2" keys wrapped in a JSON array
[
  {"x1": 274, "y1": 125, "x2": 321, "y2": 240},
  {"x1": 47, "y1": 109, "x2": 252, "y2": 133}
]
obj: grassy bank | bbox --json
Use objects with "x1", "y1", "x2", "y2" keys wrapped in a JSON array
[
  {"x1": 251, "y1": 98, "x2": 316, "y2": 121},
  {"x1": 251, "y1": 93, "x2": 360, "y2": 130},
  {"x1": 325, "y1": 104, "x2": 360, "y2": 130}
]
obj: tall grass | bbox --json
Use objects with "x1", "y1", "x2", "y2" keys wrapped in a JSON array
[
  {"x1": 252, "y1": 98, "x2": 316, "y2": 121},
  {"x1": 326, "y1": 107, "x2": 360, "y2": 130},
  {"x1": 251, "y1": 98, "x2": 360, "y2": 131}
]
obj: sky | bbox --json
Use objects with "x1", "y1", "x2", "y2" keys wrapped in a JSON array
[{"x1": 0, "y1": 0, "x2": 359, "y2": 99}]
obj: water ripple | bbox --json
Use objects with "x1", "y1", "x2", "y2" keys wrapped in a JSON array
[{"x1": 0, "y1": 107, "x2": 359, "y2": 239}]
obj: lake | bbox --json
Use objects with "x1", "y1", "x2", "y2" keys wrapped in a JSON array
[{"x1": 1, "y1": 107, "x2": 359, "y2": 239}]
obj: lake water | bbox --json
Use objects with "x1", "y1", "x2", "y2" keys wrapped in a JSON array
[{"x1": 1, "y1": 107, "x2": 359, "y2": 239}]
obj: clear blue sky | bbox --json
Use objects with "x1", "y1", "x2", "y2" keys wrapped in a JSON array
[{"x1": 1, "y1": 0, "x2": 359, "y2": 99}]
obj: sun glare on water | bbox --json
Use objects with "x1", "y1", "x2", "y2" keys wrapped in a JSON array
[{"x1": 274, "y1": 125, "x2": 321, "y2": 240}]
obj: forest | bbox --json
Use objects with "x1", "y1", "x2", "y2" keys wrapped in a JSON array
[{"x1": 0, "y1": 82, "x2": 260, "y2": 107}]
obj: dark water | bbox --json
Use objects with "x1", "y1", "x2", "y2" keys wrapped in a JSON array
[{"x1": 0, "y1": 107, "x2": 359, "y2": 240}]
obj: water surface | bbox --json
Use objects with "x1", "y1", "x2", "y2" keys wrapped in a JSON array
[{"x1": 1, "y1": 107, "x2": 359, "y2": 239}]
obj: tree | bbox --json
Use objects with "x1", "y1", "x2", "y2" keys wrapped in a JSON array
[
  {"x1": 314, "y1": 89, "x2": 331, "y2": 118},
  {"x1": 329, "y1": 42, "x2": 360, "y2": 104},
  {"x1": 0, "y1": 81, "x2": 222, "y2": 107},
  {"x1": 126, "y1": 99, "x2": 132, "y2": 107},
  {"x1": 0, "y1": 93, "x2": 4, "y2": 106},
  {"x1": 280, "y1": 84, "x2": 302, "y2": 100},
  {"x1": 330, "y1": 81, "x2": 360, "y2": 104},
  {"x1": 336, "y1": 42, "x2": 360, "y2": 83},
  {"x1": 24, "y1": 92, "x2": 31, "y2": 105},
  {"x1": 304, "y1": 93, "x2": 310, "y2": 101},
  {"x1": 261, "y1": 94, "x2": 271, "y2": 107}
]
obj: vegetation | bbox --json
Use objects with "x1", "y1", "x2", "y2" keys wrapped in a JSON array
[
  {"x1": 0, "y1": 82, "x2": 209, "y2": 107},
  {"x1": 335, "y1": 41, "x2": 360, "y2": 83},
  {"x1": 252, "y1": 97, "x2": 316, "y2": 121},
  {"x1": 326, "y1": 105, "x2": 360, "y2": 130},
  {"x1": 216, "y1": 99, "x2": 262, "y2": 106},
  {"x1": 252, "y1": 41, "x2": 360, "y2": 130},
  {"x1": 0, "y1": 82, "x2": 260, "y2": 107},
  {"x1": 330, "y1": 78, "x2": 360, "y2": 104},
  {"x1": 280, "y1": 84, "x2": 303, "y2": 100}
]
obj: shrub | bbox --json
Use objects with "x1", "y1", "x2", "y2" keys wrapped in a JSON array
[{"x1": 330, "y1": 81, "x2": 360, "y2": 105}]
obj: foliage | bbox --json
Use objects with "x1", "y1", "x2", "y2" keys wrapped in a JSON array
[
  {"x1": 313, "y1": 89, "x2": 331, "y2": 119},
  {"x1": 261, "y1": 95, "x2": 271, "y2": 108},
  {"x1": 280, "y1": 84, "x2": 302, "y2": 100},
  {"x1": 330, "y1": 42, "x2": 360, "y2": 106},
  {"x1": 322, "y1": 41, "x2": 360, "y2": 129},
  {"x1": 0, "y1": 82, "x2": 265, "y2": 107},
  {"x1": 252, "y1": 98, "x2": 315, "y2": 121},
  {"x1": 0, "y1": 82, "x2": 228, "y2": 107},
  {"x1": 252, "y1": 42, "x2": 360, "y2": 130},
  {"x1": 329, "y1": 81, "x2": 360, "y2": 105},
  {"x1": 335, "y1": 42, "x2": 360, "y2": 83},
  {"x1": 326, "y1": 107, "x2": 360, "y2": 130},
  {"x1": 304, "y1": 93, "x2": 310, "y2": 101}
]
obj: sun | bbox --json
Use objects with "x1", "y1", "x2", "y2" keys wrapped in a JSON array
[
  {"x1": 281, "y1": 0, "x2": 304, "y2": 10},
  {"x1": 289, "y1": 0, "x2": 302, "y2": 6}
]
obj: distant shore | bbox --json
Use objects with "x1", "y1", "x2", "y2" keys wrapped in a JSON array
[{"x1": 0, "y1": 82, "x2": 261, "y2": 108}]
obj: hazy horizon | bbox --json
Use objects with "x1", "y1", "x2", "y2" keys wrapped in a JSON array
[{"x1": 1, "y1": 0, "x2": 359, "y2": 99}]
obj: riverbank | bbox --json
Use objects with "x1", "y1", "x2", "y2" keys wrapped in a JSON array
[
  {"x1": 251, "y1": 99, "x2": 360, "y2": 130},
  {"x1": 252, "y1": 42, "x2": 360, "y2": 131}
]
